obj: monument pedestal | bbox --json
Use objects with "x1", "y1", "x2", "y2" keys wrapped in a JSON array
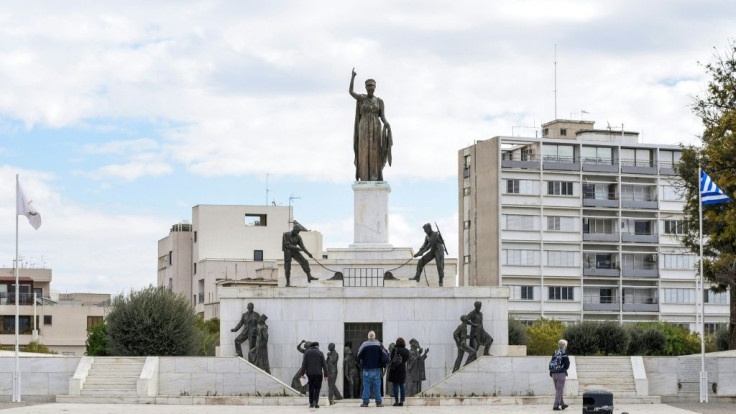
[{"x1": 351, "y1": 181, "x2": 391, "y2": 248}]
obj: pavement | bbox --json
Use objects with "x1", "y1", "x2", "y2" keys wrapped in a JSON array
[{"x1": 0, "y1": 403, "x2": 733, "y2": 414}]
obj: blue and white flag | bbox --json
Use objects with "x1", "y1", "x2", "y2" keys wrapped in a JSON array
[{"x1": 700, "y1": 170, "x2": 731, "y2": 205}]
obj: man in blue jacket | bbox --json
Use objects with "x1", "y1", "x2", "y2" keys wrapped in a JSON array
[{"x1": 357, "y1": 331, "x2": 386, "y2": 407}]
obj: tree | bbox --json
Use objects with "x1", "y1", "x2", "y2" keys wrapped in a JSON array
[
  {"x1": 508, "y1": 316, "x2": 529, "y2": 346},
  {"x1": 563, "y1": 321, "x2": 599, "y2": 355},
  {"x1": 526, "y1": 317, "x2": 565, "y2": 356},
  {"x1": 85, "y1": 323, "x2": 110, "y2": 356},
  {"x1": 677, "y1": 41, "x2": 736, "y2": 350},
  {"x1": 196, "y1": 316, "x2": 220, "y2": 356},
  {"x1": 106, "y1": 285, "x2": 201, "y2": 356}
]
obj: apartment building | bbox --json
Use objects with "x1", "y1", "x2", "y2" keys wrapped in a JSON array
[
  {"x1": 0, "y1": 267, "x2": 109, "y2": 355},
  {"x1": 157, "y1": 205, "x2": 322, "y2": 319},
  {"x1": 458, "y1": 119, "x2": 729, "y2": 332}
]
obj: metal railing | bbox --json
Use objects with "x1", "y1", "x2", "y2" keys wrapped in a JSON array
[
  {"x1": 543, "y1": 155, "x2": 577, "y2": 163},
  {"x1": 620, "y1": 159, "x2": 655, "y2": 167},
  {"x1": 581, "y1": 157, "x2": 616, "y2": 166},
  {"x1": 343, "y1": 268, "x2": 384, "y2": 287},
  {"x1": 583, "y1": 191, "x2": 617, "y2": 200}
]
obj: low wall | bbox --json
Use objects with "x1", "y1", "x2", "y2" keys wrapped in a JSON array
[
  {"x1": 422, "y1": 356, "x2": 578, "y2": 398},
  {"x1": 0, "y1": 356, "x2": 79, "y2": 402},
  {"x1": 158, "y1": 357, "x2": 300, "y2": 397},
  {"x1": 645, "y1": 355, "x2": 736, "y2": 401}
]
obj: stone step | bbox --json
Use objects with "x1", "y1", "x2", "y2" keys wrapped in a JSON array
[
  {"x1": 83, "y1": 383, "x2": 137, "y2": 390},
  {"x1": 91, "y1": 357, "x2": 146, "y2": 364},
  {"x1": 80, "y1": 389, "x2": 139, "y2": 397},
  {"x1": 57, "y1": 395, "x2": 154, "y2": 404},
  {"x1": 577, "y1": 370, "x2": 632, "y2": 377},
  {"x1": 84, "y1": 377, "x2": 139, "y2": 386},
  {"x1": 90, "y1": 363, "x2": 144, "y2": 368},
  {"x1": 89, "y1": 367, "x2": 143, "y2": 374}
]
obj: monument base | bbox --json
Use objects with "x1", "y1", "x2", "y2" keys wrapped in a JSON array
[{"x1": 353, "y1": 181, "x2": 390, "y2": 244}]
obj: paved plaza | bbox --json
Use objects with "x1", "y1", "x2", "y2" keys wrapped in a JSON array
[{"x1": 1, "y1": 403, "x2": 735, "y2": 414}]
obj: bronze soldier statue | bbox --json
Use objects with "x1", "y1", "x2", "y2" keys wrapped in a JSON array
[
  {"x1": 410, "y1": 223, "x2": 446, "y2": 286},
  {"x1": 282, "y1": 221, "x2": 316, "y2": 286}
]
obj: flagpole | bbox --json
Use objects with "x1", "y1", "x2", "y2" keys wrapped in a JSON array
[
  {"x1": 697, "y1": 166, "x2": 707, "y2": 403},
  {"x1": 13, "y1": 174, "x2": 21, "y2": 403}
]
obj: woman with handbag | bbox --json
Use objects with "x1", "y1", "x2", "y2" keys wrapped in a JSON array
[{"x1": 387, "y1": 337, "x2": 411, "y2": 406}]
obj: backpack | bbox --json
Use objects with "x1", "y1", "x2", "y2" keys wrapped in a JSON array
[
  {"x1": 548, "y1": 350, "x2": 564, "y2": 373},
  {"x1": 390, "y1": 351, "x2": 403, "y2": 368},
  {"x1": 379, "y1": 345, "x2": 391, "y2": 368}
]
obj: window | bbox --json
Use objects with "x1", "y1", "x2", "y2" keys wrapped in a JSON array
[
  {"x1": 245, "y1": 214, "x2": 267, "y2": 226},
  {"x1": 43, "y1": 315, "x2": 52, "y2": 325},
  {"x1": 560, "y1": 128, "x2": 567, "y2": 136},
  {"x1": 548, "y1": 286, "x2": 574, "y2": 301},
  {"x1": 87, "y1": 316, "x2": 104, "y2": 331},
  {"x1": 581, "y1": 146, "x2": 614, "y2": 164},
  {"x1": 621, "y1": 185, "x2": 656, "y2": 202},
  {"x1": 662, "y1": 185, "x2": 683, "y2": 201},
  {"x1": 664, "y1": 220, "x2": 686, "y2": 235},
  {"x1": 505, "y1": 179, "x2": 535, "y2": 194},
  {"x1": 599, "y1": 288, "x2": 613, "y2": 304},
  {"x1": 463, "y1": 187, "x2": 471, "y2": 196},
  {"x1": 194, "y1": 231, "x2": 197, "y2": 243},
  {"x1": 464, "y1": 220, "x2": 471, "y2": 229},
  {"x1": 167, "y1": 278, "x2": 173, "y2": 290},
  {"x1": 583, "y1": 183, "x2": 617, "y2": 200},
  {"x1": 547, "y1": 181, "x2": 574, "y2": 196},
  {"x1": 663, "y1": 288, "x2": 694, "y2": 304},
  {"x1": 546, "y1": 251, "x2": 576, "y2": 267},
  {"x1": 521, "y1": 286, "x2": 534, "y2": 300},
  {"x1": 542, "y1": 128, "x2": 549, "y2": 137},
  {"x1": 542, "y1": 144, "x2": 575, "y2": 162},
  {"x1": 705, "y1": 323, "x2": 725, "y2": 335},
  {"x1": 620, "y1": 148, "x2": 652, "y2": 167},
  {"x1": 168, "y1": 251, "x2": 172, "y2": 266},
  {"x1": 704, "y1": 289, "x2": 729, "y2": 304},
  {"x1": 502, "y1": 249, "x2": 539, "y2": 265},
  {"x1": 193, "y1": 262, "x2": 197, "y2": 274},
  {"x1": 546, "y1": 216, "x2": 576, "y2": 231},
  {"x1": 583, "y1": 218, "x2": 616, "y2": 234},
  {"x1": 33, "y1": 287, "x2": 42, "y2": 299},
  {"x1": 660, "y1": 150, "x2": 682, "y2": 167},
  {"x1": 503, "y1": 215, "x2": 537, "y2": 230},
  {"x1": 662, "y1": 254, "x2": 694, "y2": 269},
  {"x1": 2, "y1": 315, "x2": 32, "y2": 334},
  {"x1": 464, "y1": 255, "x2": 471, "y2": 264},
  {"x1": 254, "y1": 250, "x2": 264, "y2": 261},
  {"x1": 463, "y1": 155, "x2": 471, "y2": 178}
]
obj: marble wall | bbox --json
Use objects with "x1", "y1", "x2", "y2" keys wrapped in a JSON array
[
  {"x1": 0, "y1": 356, "x2": 79, "y2": 401},
  {"x1": 219, "y1": 286, "x2": 510, "y2": 394}
]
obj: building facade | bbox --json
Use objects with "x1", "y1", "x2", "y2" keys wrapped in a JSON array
[
  {"x1": 157, "y1": 205, "x2": 323, "y2": 319},
  {"x1": 0, "y1": 267, "x2": 109, "y2": 355},
  {"x1": 458, "y1": 119, "x2": 729, "y2": 332}
]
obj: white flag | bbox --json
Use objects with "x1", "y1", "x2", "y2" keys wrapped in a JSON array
[{"x1": 16, "y1": 182, "x2": 42, "y2": 230}]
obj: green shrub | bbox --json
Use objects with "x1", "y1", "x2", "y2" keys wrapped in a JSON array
[
  {"x1": 85, "y1": 323, "x2": 110, "y2": 356},
  {"x1": 596, "y1": 321, "x2": 630, "y2": 355},
  {"x1": 106, "y1": 285, "x2": 200, "y2": 356},
  {"x1": 642, "y1": 322, "x2": 699, "y2": 356},
  {"x1": 22, "y1": 341, "x2": 56, "y2": 354},
  {"x1": 508, "y1": 316, "x2": 529, "y2": 346},
  {"x1": 563, "y1": 321, "x2": 599, "y2": 355},
  {"x1": 196, "y1": 317, "x2": 220, "y2": 356},
  {"x1": 715, "y1": 326, "x2": 730, "y2": 351},
  {"x1": 626, "y1": 325, "x2": 645, "y2": 355},
  {"x1": 526, "y1": 317, "x2": 565, "y2": 356},
  {"x1": 641, "y1": 328, "x2": 667, "y2": 355}
]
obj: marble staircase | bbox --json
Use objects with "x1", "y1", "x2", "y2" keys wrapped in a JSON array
[
  {"x1": 576, "y1": 356, "x2": 638, "y2": 397},
  {"x1": 58, "y1": 357, "x2": 151, "y2": 403}
]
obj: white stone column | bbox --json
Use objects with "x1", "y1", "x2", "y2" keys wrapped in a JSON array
[{"x1": 352, "y1": 181, "x2": 392, "y2": 247}]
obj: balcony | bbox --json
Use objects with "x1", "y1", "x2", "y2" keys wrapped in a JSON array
[
  {"x1": 622, "y1": 232, "x2": 658, "y2": 243},
  {"x1": 621, "y1": 159, "x2": 657, "y2": 175},
  {"x1": 501, "y1": 154, "x2": 540, "y2": 170},
  {"x1": 583, "y1": 232, "x2": 619, "y2": 242},
  {"x1": 0, "y1": 292, "x2": 35, "y2": 306},
  {"x1": 543, "y1": 155, "x2": 581, "y2": 171},
  {"x1": 622, "y1": 289, "x2": 659, "y2": 312},
  {"x1": 583, "y1": 295, "x2": 620, "y2": 311},
  {"x1": 622, "y1": 264, "x2": 659, "y2": 278},
  {"x1": 659, "y1": 161, "x2": 678, "y2": 175},
  {"x1": 621, "y1": 195, "x2": 657, "y2": 209},
  {"x1": 582, "y1": 158, "x2": 619, "y2": 173},
  {"x1": 583, "y1": 193, "x2": 618, "y2": 208}
]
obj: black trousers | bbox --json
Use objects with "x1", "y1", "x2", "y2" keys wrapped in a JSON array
[{"x1": 307, "y1": 375, "x2": 323, "y2": 405}]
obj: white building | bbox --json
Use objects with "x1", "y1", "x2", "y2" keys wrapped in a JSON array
[
  {"x1": 157, "y1": 205, "x2": 323, "y2": 318},
  {"x1": 0, "y1": 267, "x2": 109, "y2": 355},
  {"x1": 458, "y1": 119, "x2": 729, "y2": 333}
]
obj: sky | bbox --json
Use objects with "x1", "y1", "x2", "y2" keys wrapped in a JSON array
[{"x1": 1, "y1": 0, "x2": 734, "y2": 294}]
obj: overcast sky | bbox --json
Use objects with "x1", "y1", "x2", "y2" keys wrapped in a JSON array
[{"x1": 1, "y1": 1, "x2": 733, "y2": 294}]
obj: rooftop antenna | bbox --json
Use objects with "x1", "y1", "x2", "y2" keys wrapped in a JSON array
[
  {"x1": 288, "y1": 194, "x2": 301, "y2": 225},
  {"x1": 265, "y1": 173, "x2": 270, "y2": 206},
  {"x1": 581, "y1": 110, "x2": 589, "y2": 120},
  {"x1": 554, "y1": 44, "x2": 558, "y2": 119}
]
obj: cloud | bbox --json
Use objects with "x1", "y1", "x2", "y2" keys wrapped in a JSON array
[
  {"x1": 0, "y1": 165, "x2": 169, "y2": 293},
  {"x1": 83, "y1": 138, "x2": 159, "y2": 154}
]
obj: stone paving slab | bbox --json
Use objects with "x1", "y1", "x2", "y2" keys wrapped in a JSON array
[{"x1": 0, "y1": 403, "x2": 715, "y2": 413}]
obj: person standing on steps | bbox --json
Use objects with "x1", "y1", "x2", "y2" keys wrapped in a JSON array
[
  {"x1": 357, "y1": 331, "x2": 386, "y2": 407},
  {"x1": 282, "y1": 221, "x2": 317, "y2": 287},
  {"x1": 298, "y1": 342, "x2": 328, "y2": 409},
  {"x1": 550, "y1": 339, "x2": 570, "y2": 411},
  {"x1": 410, "y1": 223, "x2": 446, "y2": 286},
  {"x1": 387, "y1": 337, "x2": 411, "y2": 406}
]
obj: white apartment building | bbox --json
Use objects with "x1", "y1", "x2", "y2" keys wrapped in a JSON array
[
  {"x1": 0, "y1": 267, "x2": 109, "y2": 355},
  {"x1": 157, "y1": 205, "x2": 323, "y2": 319},
  {"x1": 458, "y1": 119, "x2": 729, "y2": 332}
]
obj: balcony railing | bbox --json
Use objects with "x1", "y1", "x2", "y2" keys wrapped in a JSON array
[
  {"x1": 583, "y1": 264, "x2": 619, "y2": 277},
  {"x1": 621, "y1": 159, "x2": 657, "y2": 174},
  {"x1": 583, "y1": 192, "x2": 618, "y2": 207},
  {"x1": 622, "y1": 231, "x2": 658, "y2": 243},
  {"x1": 501, "y1": 154, "x2": 540, "y2": 170},
  {"x1": 543, "y1": 155, "x2": 580, "y2": 171},
  {"x1": 0, "y1": 292, "x2": 35, "y2": 306},
  {"x1": 622, "y1": 292, "x2": 659, "y2": 312},
  {"x1": 582, "y1": 158, "x2": 619, "y2": 172},
  {"x1": 620, "y1": 193, "x2": 658, "y2": 209},
  {"x1": 583, "y1": 231, "x2": 619, "y2": 242},
  {"x1": 583, "y1": 295, "x2": 620, "y2": 311}
]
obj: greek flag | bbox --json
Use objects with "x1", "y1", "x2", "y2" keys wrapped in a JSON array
[{"x1": 700, "y1": 170, "x2": 731, "y2": 205}]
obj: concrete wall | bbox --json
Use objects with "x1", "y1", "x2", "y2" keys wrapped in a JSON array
[
  {"x1": 219, "y1": 286, "x2": 509, "y2": 395},
  {"x1": 158, "y1": 357, "x2": 299, "y2": 396},
  {"x1": 0, "y1": 356, "x2": 79, "y2": 401},
  {"x1": 644, "y1": 355, "x2": 736, "y2": 400}
]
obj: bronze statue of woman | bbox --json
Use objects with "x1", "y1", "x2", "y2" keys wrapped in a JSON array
[{"x1": 349, "y1": 68, "x2": 392, "y2": 181}]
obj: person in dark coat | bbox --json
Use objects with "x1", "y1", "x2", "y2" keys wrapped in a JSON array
[
  {"x1": 298, "y1": 342, "x2": 328, "y2": 408},
  {"x1": 387, "y1": 337, "x2": 411, "y2": 406}
]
